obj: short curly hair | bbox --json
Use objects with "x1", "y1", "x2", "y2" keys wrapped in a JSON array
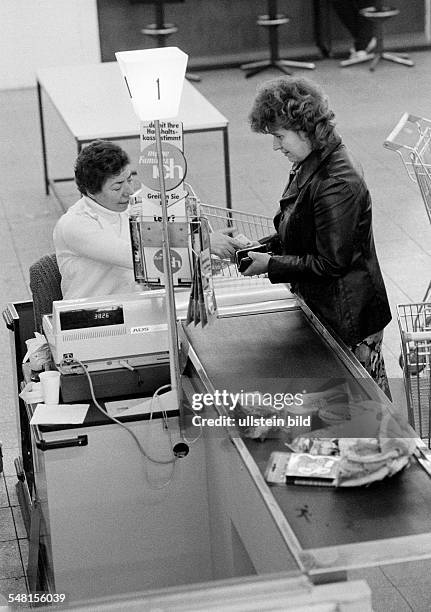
[
  {"x1": 249, "y1": 76, "x2": 336, "y2": 150},
  {"x1": 75, "y1": 140, "x2": 130, "y2": 195}
]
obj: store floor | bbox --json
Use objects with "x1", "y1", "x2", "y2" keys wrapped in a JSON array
[{"x1": 0, "y1": 54, "x2": 431, "y2": 610}]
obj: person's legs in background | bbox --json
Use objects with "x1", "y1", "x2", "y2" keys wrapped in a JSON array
[
  {"x1": 351, "y1": 330, "x2": 392, "y2": 400},
  {"x1": 355, "y1": 0, "x2": 376, "y2": 52},
  {"x1": 331, "y1": 0, "x2": 376, "y2": 57}
]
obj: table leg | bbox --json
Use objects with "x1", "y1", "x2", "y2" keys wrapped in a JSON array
[
  {"x1": 222, "y1": 127, "x2": 232, "y2": 210},
  {"x1": 37, "y1": 81, "x2": 50, "y2": 195},
  {"x1": 426, "y1": 0, "x2": 431, "y2": 41}
]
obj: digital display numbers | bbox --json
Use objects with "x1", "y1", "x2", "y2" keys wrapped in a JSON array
[{"x1": 60, "y1": 306, "x2": 124, "y2": 330}]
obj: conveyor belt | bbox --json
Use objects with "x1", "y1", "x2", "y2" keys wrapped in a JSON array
[
  {"x1": 183, "y1": 307, "x2": 349, "y2": 394},
  {"x1": 182, "y1": 308, "x2": 431, "y2": 552},
  {"x1": 247, "y1": 437, "x2": 431, "y2": 549}
]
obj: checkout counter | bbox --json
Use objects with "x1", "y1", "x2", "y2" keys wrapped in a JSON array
[
  {"x1": 180, "y1": 298, "x2": 431, "y2": 578},
  {"x1": 3, "y1": 282, "x2": 431, "y2": 608}
]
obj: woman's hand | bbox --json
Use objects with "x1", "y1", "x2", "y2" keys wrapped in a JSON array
[
  {"x1": 242, "y1": 251, "x2": 271, "y2": 276},
  {"x1": 210, "y1": 229, "x2": 240, "y2": 259}
]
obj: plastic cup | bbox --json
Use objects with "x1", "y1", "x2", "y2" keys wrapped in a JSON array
[{"x1": 39, "y1": 370, "x2": 61, "y2": 405}]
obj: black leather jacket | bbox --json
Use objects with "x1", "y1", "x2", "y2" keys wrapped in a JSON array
[{"x1": 264, "y1": 136, "x2": 391, "y2": 346}]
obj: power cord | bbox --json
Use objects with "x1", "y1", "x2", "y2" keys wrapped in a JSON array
[
  {"x1": 117, "y1": 360, "x2": 203, "y2": 445},
  {"x1": 146, "y1": 383, "x2": 177, "y2": 489},
  {"x1": 181, "y1": 407, "x2": 203, "y2": 446},
  {"x1": 75, "y1": 359, "x2": 176, "y2": 466}
]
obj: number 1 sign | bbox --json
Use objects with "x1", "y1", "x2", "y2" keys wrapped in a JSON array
[{"x1": 115, "y1": 47, "x2": 188, "y2": 121}]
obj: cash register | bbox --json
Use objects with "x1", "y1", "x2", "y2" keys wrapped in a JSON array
[
  {"x1": 41, "y1": 281, "x2": 294, "y2": 402},
  {"x1": 41, "y1": 290, "x2": 189, "y2": 402}
]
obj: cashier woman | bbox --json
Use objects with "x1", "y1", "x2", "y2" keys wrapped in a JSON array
[
  {"x1": 242, "y1": 76, "x2": 392, "y2": 398},
  {"x1": 53, "y1": 140, "x2": 240, "y2": 300}
]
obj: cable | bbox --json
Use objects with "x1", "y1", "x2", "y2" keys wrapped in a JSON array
[
  {"x1": 117, "y1": 358, "x2": 202, "y2": 444},
  {"x1": 146, "y1": 384, "x2": 177, "y2": 489},
  {"x1": 181, "y1": 406, "x2": 203, "y2": 446},
  {"x1": 75, "y1": 359, "x2": 176, "y2": 466}
]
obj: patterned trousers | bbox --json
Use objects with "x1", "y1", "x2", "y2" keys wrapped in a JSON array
[{"x1": 350, "y1": 330, "x2": 392, "y2": 400}]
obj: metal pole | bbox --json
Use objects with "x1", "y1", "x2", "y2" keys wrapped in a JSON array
[
  {"x1": 268, "y1": 0, "x2": 279, "y2": 63},
  {"x1": 37, "y1": 80, "x2": 50, "y2": 195},
  {"x1": 154, "y1": 120, "x2": 182, "y2": 402}
]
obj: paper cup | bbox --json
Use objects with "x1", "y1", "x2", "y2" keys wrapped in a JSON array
[{"x1": 39, "y1": 371, "x2": 61, "y2": 405}]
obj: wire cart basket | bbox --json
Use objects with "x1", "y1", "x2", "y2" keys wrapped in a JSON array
[
  {"x1": 197, "y1": 202, "x2": 274, "y2": 280},
  {"x1": 184, "y1": 196, "x2": 286, "y2": 326},
  {"x1": 384, "y1": 113, "x2": 431, "y2": 302},
  {"x1": 397, "y1": 302, "x2": 431, "y2": 444}
]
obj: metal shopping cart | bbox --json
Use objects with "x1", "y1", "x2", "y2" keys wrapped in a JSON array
[
  {"x1": 385, "y1": 116, "x2": 431, "y2": 438},
  {"x1": 183, "y1": 198, "x2": 293, "y2": 326},
  {"x1": 384, "y1": 113, "x2": 431, "y2": 302},
  {"x1": 397, "y1": 302, "x2": 431, "y2": 444},
  {"x1": 197, "y1": 202, "x2": 275, "y2": 280},
  {"x1": 199, "y1": 202, "x2": 274, "y2": 243}
]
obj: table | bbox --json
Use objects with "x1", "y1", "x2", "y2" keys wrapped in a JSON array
[{"x1": 36, "y1": 62, "x2": 232, "y2": 209}]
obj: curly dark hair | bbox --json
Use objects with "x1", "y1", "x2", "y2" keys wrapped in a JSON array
[
  {"x1": 249, "y1": 77, "x2": 336, "y2": 150},
  {"x1": 74, "y1": 140, "x2": 130, "y2": 195}
]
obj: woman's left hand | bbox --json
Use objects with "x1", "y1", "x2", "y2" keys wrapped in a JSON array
[{"x1": 242, "y1": 251, "x2": 271, "y2": 276}]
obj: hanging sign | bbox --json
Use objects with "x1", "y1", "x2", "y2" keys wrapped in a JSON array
[
  {"x1": 115, "y1": 47, "x2": 188, "y2": 121},
  {"x1": 136, "y1": 120, "x2": 187, "y2": 213},
  {"x1": 140, "y1": 120, "x2": 184, "y2": 149},
  {"x1": 137, "y1": 142, "x2": 187, "y2": 192}
]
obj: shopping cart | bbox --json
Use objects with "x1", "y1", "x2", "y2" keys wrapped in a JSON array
[
  {"x1": 384, "y1": 113, "x2": 431, "y2": 302},
  {"x1": 184, "y1": 199, "x2": 293, "y2": 326},
  {"x1": 197, "y1": 202, "x2": 274, "y2": 280},
  {"x1": 397, "y1": 302, "x2": 431, "y2": 444}
]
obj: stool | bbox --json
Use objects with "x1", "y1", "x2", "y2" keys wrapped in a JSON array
[
  {"x1": 241, "y1": 0, "x2": 316, "y2": 78},
  {"x1": 140, "y1": 0, "x2": 201, "y2": 82},
  {"x1": 343, "y1": 2, "x2": 414, "y2": 70}
]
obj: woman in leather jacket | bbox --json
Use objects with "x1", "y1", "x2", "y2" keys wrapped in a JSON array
[{"x1": 243, "y1": 76, "x2": 392, "y2": 397}]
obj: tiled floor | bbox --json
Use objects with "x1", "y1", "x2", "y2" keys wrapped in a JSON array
[
  {"x1": 1, "y1": 51, "x2": 431, "y2": 609},
  {"x1": 0, "y1": 473, "x2": 29, "y2": 600}
]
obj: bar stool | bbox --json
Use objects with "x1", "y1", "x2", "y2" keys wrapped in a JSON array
[
  {"x1": 241, "y1": 0, "x2": 315, "y2": 78},
  {"x1": 139, "y1": 0, "x2": 201, "y2": 81},
  {"x1": 361, "y1": 3, "x2": 414, "y2": 70},
  {"x1": 343, "y1": 2, "x2": 414, "y2": 71}
]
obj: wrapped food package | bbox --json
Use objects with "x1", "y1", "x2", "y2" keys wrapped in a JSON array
[
  {"x1": 234, "y1": 383, "x2": 351, "y2": 442},
  {"x1": 285, "y1": 411, "x2": 416, "y2": 487},
  {"x1": 23, "y1": 332, "x2": 52, "y2": 372},
  {"x1": 288, "y1": 437, "x2": 340, "y2": 456},
  {"x1": 334, "y1": 413, "x2": 417, "y2": 487}
]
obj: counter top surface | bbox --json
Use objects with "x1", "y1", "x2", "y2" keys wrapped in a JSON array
[
  {"x1": 246, "y1": 436, "x2": 431, "y2": 549},
  {"x1": 183, "y1": 307, "x2": 348, "y2": 393},
  {"x1": 182, "y1": 307, "x2": 431, "y2": 556}
]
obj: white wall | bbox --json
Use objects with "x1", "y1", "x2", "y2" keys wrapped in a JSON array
[{"x1": 0, "y1": 0, "x2": 100, "y2": 90}]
